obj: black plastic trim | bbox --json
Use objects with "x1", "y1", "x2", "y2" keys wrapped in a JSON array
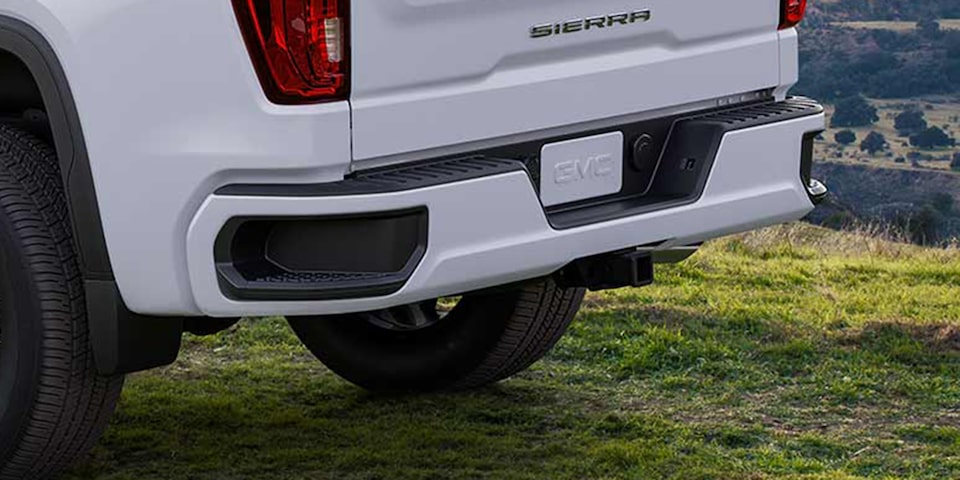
[
  {"x1": 799, "y1": 129, "x2": 828, "y2": 204},
  {"x1": 216, "y1": 156, "x2": 525, "y2": 197},
  {"x1": 86, "y1": 281, "x2": 184, "y2": 376},
  {"x1": 686, "y1": 97, "x2": 822, "y2": 131},
  {"x1": 214, "y1": 208, "x2": 428, "y2": 301},
  {"x1": 800, "y1": 130, "x2": 819, "y2": 187}
]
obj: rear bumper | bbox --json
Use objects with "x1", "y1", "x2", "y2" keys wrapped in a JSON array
[{"x1": 186, "y1": 102, "x2": 824, "y2": 317}]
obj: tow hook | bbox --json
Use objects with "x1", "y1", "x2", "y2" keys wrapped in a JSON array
[{"x1": 807, "y1": 179, "x2": 828, "y2": 205}]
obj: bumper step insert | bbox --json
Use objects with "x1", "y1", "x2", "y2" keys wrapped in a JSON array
[{"x1": 216, "y1": 156, "x2": 525, "y2": 197}]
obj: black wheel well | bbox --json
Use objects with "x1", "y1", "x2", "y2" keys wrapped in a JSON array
[
  {"x1": 0, "y1": 49, "x2": 51, "y2": 142},
  {"x1": 0, "y1": 49, "x2": 43, "y2": 109}
]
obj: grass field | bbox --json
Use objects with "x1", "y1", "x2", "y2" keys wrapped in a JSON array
[{"x1": 65, "y1": 225, "x2": 960, "y2": 480}]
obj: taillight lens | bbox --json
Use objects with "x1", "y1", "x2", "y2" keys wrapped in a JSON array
[
  {"x1": 233, "y1": 0, "x2": 349, "y2": 104},
  {"x1": 779, "y1": 0, "x2": 808, "y2": 29}
]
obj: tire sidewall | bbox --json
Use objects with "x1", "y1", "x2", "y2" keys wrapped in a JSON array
[{"x1": 0, "y1": 211, "x2": 43, "y2": 461}]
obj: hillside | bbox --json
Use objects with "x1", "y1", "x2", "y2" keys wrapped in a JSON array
[
  {"x1": 65, "y1": 225, "x2": 960, "y2": 479},
  {"x1": 812, "y1": 0, "x2": 960, "y2": 22},
  {"x1": 814, "y1": 100, "x2": 959, "y2": 172},
  {"x1": 795, "y1": 15, "x2": 959, "y2": 101},
  {"x1": 792, "y1": 1, "x2": 960, "y2": 243},
  {"x1": 809, "y1": 162, "x2": 960, "y2": 244}
]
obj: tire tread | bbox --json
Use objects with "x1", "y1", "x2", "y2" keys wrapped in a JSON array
[
  {"x1": 0, "y1": 125, "x2": 122, "y2": 479},
  {"x1": 453, "y1": 279, "x2": 585, "y2": 389}
]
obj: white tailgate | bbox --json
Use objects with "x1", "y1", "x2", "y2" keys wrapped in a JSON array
[{"x1": 350, "y1": 0, "x2": 784, "y2": 163}]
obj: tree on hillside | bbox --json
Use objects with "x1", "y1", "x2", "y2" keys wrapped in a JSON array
[
  {"x1": 949, "y1": 35, "x2": 960, "y2": 59},
  {"x1": 909, "y1": 127, "x2": 956, "y2": 149},
  {"x1": 952, "y1": 152, "x2": 960, "y2": 171},
  {"x1": 830, "y1": 95, "x2": 878, "y2": 128},
  {"x1": 917, "y1": 18, "x2": 942, "y2": 39},
  {"x1": 894, "y1": 109, "x2": 928, "y2": 136},
  {"x1": 859, "y1": 131, "x2": 887, "y2": 154},
  {"x1": 796, "y1": 20, "x2": 960, "y2": 101},
  {"x1": 852, "y1": 51, "x2": 900, "y2": 76},
  {"x1": 835, "y1": 130, "x2": 857, "y2": 146},
  {"x1": 908, "y1": 206, "x2": 942, "y2": 246},
  {"x1": 930, "y1": 192, "x2": 955, "y2": 215}
]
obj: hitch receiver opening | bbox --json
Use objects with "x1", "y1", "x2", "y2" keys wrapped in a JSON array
[{"x1": 559, "y1": 250, "x2": 654, "y2": 291}]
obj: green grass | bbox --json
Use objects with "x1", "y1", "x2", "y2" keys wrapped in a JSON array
[{"x1": 66, "y1": 224, "x2": 960, "y2": 479}]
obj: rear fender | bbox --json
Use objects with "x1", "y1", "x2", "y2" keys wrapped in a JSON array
[{"x1": 0, "y1": 16, "x2": 183, "y2": 375}]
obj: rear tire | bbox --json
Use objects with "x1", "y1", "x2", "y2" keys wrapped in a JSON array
[
  {"x1": 288, "y1": 278, "x2": 585, "y2": 392},
  {"x1": 0, "y1": 125, "x2": 123, "y2": 479}
]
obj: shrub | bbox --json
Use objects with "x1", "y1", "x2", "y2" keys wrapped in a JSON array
[
  {"x1": 831, "y1": 96, "x2": 879, "y2": 128},
  {"x1": 894, "y1": 109, "x2": 928, "y2": 136},
  {"x1": 860, "y1": 131, "x2": 887, "y2": 154},
  {"x1": 910, "y1": 127, "x2": 956, "y2": 149},
  {"x1": 835, "y1": 130, "x2": 857, "y2": 146}
]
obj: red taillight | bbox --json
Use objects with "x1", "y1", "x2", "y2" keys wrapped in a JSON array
[
  {"x1": 233, "y1": 0, "x2": 349, "y2": 104},
  {"x1": 779, "y1": 0, "x2": 808, "y2": 29}
]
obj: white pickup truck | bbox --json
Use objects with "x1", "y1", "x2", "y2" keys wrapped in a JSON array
[{"x1": 0, "y1": 0, "x2": 823, "y2": 476}]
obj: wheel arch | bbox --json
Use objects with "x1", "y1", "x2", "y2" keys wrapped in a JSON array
[
  {"x1": 0, "y1": 16, "x2": 184, "y2": 375},
  {"x1": 0, "y1": 16, "x2": 110, "y2": 280}
]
